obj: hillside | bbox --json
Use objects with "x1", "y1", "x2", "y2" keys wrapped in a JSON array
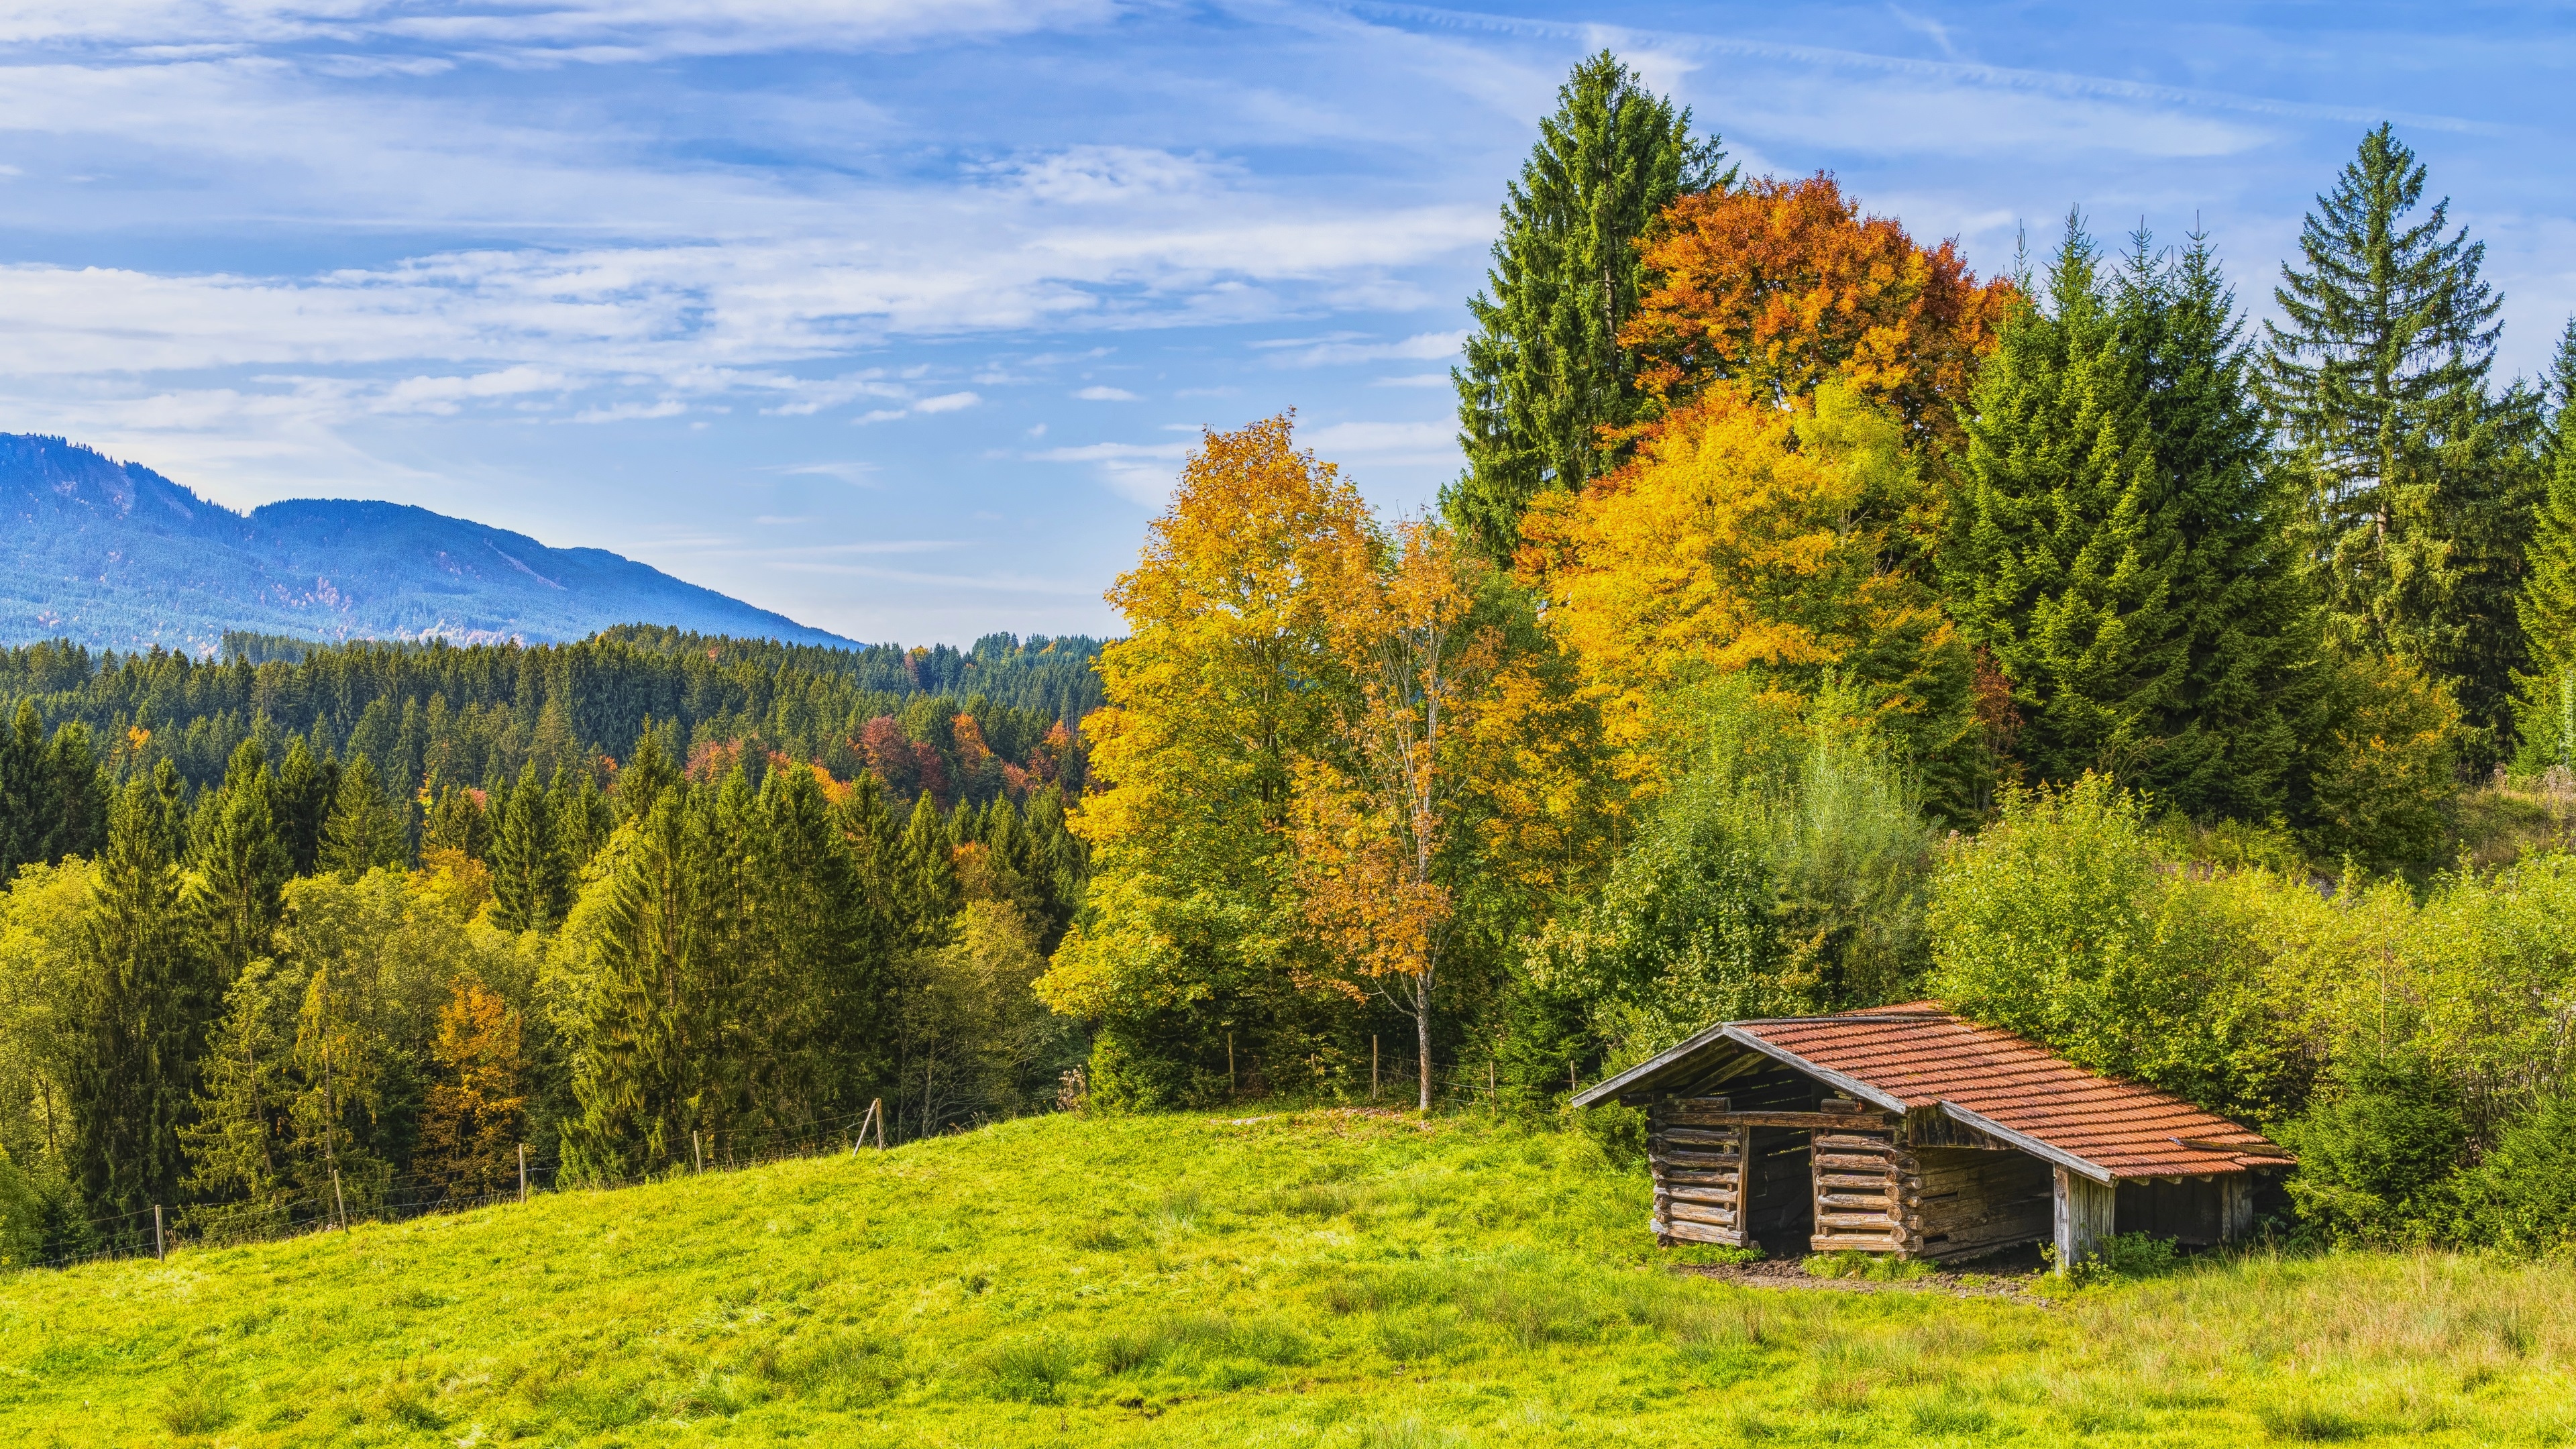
[
  {"x1": 2, "y1": 1112, "x2": 2569, "y2": 1446},
  {"x1": 0, "y1": 435, "x2": 851, "y2": 652}
]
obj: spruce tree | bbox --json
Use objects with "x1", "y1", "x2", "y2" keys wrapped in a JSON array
[
  {"x1": 616, "y1": 724, "x2": 680, "y2": 825},
  {"x1": 272, "y1": 736, "x2": 336, "y2": 875},
  {"x1": 2261, "y1": 123, "x2": 2539, "y2": 763},
  {"x1": 488, "y1": 763, "x2": 572, "y2": 933},
  {"x1": 893, "y1": 790, "x2": 960, "y2": 949},
  {"x1": 421, "y1": 781, "x2": 492, "y2": 859},
  {"x1": 69, "y1": 761, "x2": 214, "y2": 1220},
  {"x1": 191, "y1": 739, "x2": 291, "y2": 982},
  {"x1": 317, "y1": 755, "x2": 407, "y2": 880},
  {"x1": 0, "y1": 702, "x2": 42, "y2": 879},
  {"x1": 36, "y1": 721, "x2": 108, "y2": 865},
  {"x1": 1444, "y1": 51, "x2": 1726, "y2": 556},
  {"x1": 2516, "y1": 321, "x2": 2576, "y2": 769},
  {"x1": 1945, "y1": 217, "x2": 2185, "y2": 790}
]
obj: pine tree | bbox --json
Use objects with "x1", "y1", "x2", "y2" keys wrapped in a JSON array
[
  {"x1": 551, "y1": 767, "x2": 612, "y2": 871},
  {"x1": 1945, "y1": 217, "x2": 2186, "y2": 790},
  {"x1": 191, "y1": 740, "x2": 291, "y2": 982},
  {"x1": 2516, "y1": 317, "x2": 2576, "y2": 769},
  {"x1": 421, "y1": 781, "x2": 492, "y2": 859},
  {"x1": 563, "y1": 781, "x2": 709, "y2": 1177},
  {"x1": 2119, "y1": 229, "x2": 2327, "y2": 818},
  {"x1": 893, "y1": 790, "x2": 960, "y2": 948},
  {"x1": 37, "y1": 721, "x2": 108, "y2": 866},
  {"x1": 0, "y1": 702, "x2": 47, "y2": 879},
  {"x1": 2261, "y1": 123, "x2": 2540, "y2": 763},
  {"x1": 616, "y1": 724, "x2": 680, "y2": 825},
  {"x1": 272, "y1": 736, "x2": 336, "y2": 875},
  {"x1": 69, "y1": 761, "x2": 215, "y2": 1220},
  {"x1": 317, "y1": 755, "x2": 407, "y2": 881},
  {"x1": 488, "y1": 763, "x2": 572, "y2": 934},
  {"x1": 1444, "y1": 51, "x2": 1726, "y2": 556}
]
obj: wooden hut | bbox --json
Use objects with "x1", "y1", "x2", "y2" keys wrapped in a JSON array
[{"x1": 1568, "y1": 1002, "x2": 2292, "y2": 1270}]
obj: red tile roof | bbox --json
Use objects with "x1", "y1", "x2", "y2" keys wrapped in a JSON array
[{"x1": 1735, "y1": 1002, "x2": 2290, "y2": 1179}]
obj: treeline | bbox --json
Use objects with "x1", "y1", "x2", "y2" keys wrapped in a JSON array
[
  {"x1": 0, "y1": 719, "x2": 1087, "y2": 1263},
  {"x1": 1036, "y1": 56, "x2": 2576, "y2": 1254},
  {"x1": 0, "y1": 625, "x2": 1103, "y2": 802}
]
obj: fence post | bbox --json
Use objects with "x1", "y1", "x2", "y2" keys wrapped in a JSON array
[
  {"x1": 153, "y1": 1204, "x2": 164, "y2": 1262},
  {"x1": 332, "y1": 1168, "x2": 347, "y2": 1232},
  {"x1": 1372, "y1": 1035, "x2": 1379, "y2": 1099},
  {"x1": 519, "y1": 1143, "x2": 529, "y2": 1205},
  {"x1": 694, "y1": 1130, "x2": 704, "y2": 1174},
  {"x1": 1227, "y1": 1032, "x2": 1236, "y2": 1098},
  {"x1": 873, "y1": 1097, "x2": 886, "y2": 1150}
]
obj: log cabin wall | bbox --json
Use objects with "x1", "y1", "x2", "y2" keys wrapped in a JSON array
[
  {"x1": 1646, "y1": 1099, "x2": 1746, "y2": 1246},
  {"x1": 1907, "y1": 1146, "x2": 2053, "y2": 1263},
  {"x1": 1809, "y1": 1126, "x2": 1904, "y2": 1253}
]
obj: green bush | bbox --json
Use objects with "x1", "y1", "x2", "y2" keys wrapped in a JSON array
[
  {"x1": 2455, "y1": 1093, "x2": 2576, "y2": 1254},
  {"x1": 2276, "y1": 1060, "x2": 2471, "y2": 1242}
]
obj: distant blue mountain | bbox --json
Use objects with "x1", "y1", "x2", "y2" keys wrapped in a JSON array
[{"x1": 0, "y1": 435, "x2": 853, "y2": 653}]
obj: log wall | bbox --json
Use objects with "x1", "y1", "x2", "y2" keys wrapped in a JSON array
[
  {"x1": 1808, "y1": 1127, "x2": 1905, "y2": 1252},
  {"x1": 1907, "y1": 1146, "x2": 2052, "y2": 1262},
  {"x1": 1647, "y1": 1099, "x2": 1746, "y2": 1247}
]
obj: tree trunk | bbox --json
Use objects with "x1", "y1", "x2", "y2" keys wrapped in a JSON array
[{"x1": 1415, "y1": 970, "x2": 1432, "y2": 1114}]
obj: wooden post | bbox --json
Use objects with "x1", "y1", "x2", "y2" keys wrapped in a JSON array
[
  {"x1": 2052, "y1": 1165, "x2": 2116, "y2": 1273},
  {"x1": 332, "y1": 1168, "x2": 348, "y2": 1232},
  {"x1": 1226, "y1": 1032, "x2": 1236, "y2": 1097},
  {"x1": 518, "y1": 1143, "x2": 528, "y2": 1205},
  {"x1": 873, "y1": 1097, "x2": 886, "y2": 1150},
  {"x1": 693, "y1": 1130, "x2": 704, "y2": 1173},
  {"x1": 1371, "y1": 1035, "x2": 1379, "y2": 1099},
  {"x1": 153, "y1": 1204, "x2": 164, "y2": 1262}
]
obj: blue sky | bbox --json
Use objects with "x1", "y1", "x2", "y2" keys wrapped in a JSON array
[{"x1": 2, "y1": 1, "x2": 2569, "y2": 643}]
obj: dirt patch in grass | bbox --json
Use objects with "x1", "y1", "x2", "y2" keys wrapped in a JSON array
[{"x1": 1679, "y1": 1246, "x2": 2055, "y2": 1304}]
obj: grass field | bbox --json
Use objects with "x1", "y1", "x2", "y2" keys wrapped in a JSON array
[{"x1": 3, "y1": 1109, "x2": 2573, "y2": 1446}]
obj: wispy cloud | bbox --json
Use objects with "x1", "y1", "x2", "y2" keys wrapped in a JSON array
[{"x1": 1073, "y1": 384, "x2": 1140, "y2": 400}]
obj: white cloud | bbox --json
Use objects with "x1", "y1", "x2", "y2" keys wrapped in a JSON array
[
  {"x1": 567, "y1": 398, "x2": 684, "y2": 423},
  {"x1": 1072, "y1": 384, "x2": 1140, "y2": 400},
  {"x1": 1032, "y1": 439, "x2": 1189, "y2": 505},
  {"x1": 1299, "y1": 419, "x2": 1458, "y2": 468},
  {"x1": 912, "y1": 390, "x2": 981, "y2": 413},
  {"x1": 1252, "y1": 329, "x2": 1466, "y2": 368}
]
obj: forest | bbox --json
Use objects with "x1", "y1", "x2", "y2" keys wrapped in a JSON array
[{"x1": 6, "y1": 51, "x2": 2576, "y2": 1268}]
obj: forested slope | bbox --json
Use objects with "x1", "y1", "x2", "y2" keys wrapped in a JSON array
[{"x1": 0, "y1": 434, "x2": 851, "y2": 651}]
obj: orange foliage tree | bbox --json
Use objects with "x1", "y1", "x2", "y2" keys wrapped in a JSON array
[
  {"x1": 1622, "y1": 173, "x2": 2013, "y2": 452},
  {"x1": 1290, "y1": 521, "x2": 1504, "y2": 1113},
  {"x1": 416, "y1": 976, "x2": 528, "y2": 1197}
]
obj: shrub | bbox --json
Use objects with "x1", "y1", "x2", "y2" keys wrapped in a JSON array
[
  {"x1": 2275, "y1": 1060, "x2": 2470, "y2": 1242},
  {"x1": 2455, "y1": 1093, "x2": 2576, "y2": 1254}
]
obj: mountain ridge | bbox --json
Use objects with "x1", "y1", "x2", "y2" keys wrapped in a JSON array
[{"x1": 0, "y1": 434, "x2": 853, "y2": 653}]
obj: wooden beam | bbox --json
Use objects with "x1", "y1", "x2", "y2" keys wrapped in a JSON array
[
  {"x1": 2052, "y1": 1165, "x2": 2116, "y2": 1273},
  {"x1": 1666, "y1": 1111, "x2": 1898, "y2": 1129}
]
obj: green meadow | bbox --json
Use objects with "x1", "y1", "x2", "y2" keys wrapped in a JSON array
[{"x1": 3, "y1": 1110, "x2": 2571, "y2": 1446}]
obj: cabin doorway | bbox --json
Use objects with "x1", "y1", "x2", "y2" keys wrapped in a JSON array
[{"x1": 1741, "y1": 1126, "x2": 1814, "y2": 1254}]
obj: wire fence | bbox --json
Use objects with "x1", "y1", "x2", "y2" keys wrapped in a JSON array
[
  {"x1": 17, "y1": 1099, "x2": 896, "y2": 1274},
  {"x1": 19, "y1": 1056, "x2": 1572, "y2": 1275}
]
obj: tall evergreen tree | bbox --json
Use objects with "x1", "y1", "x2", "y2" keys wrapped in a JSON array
[
  {"x1": 1444, "y1": 51, "x2": 1726, "y2": 556},
  {"x1": 421, "y1": 780, "x2": 492, "y2": 859},
  {"x1": 488, "y1": 763, "x2": 572, "y2": 933},
  {"x1": 616, "y1": 724, "x2": 680, "y2": 825},
  {"x1": 892, "y1": 790, "x2": 959, "y2": 948},
  {"x1": 272, "y1": 736, "x2": 336, "y2": 876},
  {"x1": 2516, "y1": 318, "x2": 2576, "y2": 770},
  {"x1": 551, "y1": 767, "x2": 612, "y2": 871},
  {"x1": 68, "y1": 761, "x2": 214, "y2": 1220},
  {"x1": 36, "y1": 720, "x2": 108, "y2": 866},
  {"x1": 317, "y1": 755, "x2": 407, "y2": 881},
  {"x1": 1946, "y1": 217, "x2": 2184, "y2": 790},
  {"x1": 2261, "y1": 123, "x2": 2540, "y2": 763},
  {"x1": 191, "y1": 740, "x2": 291, "y2": 983},
  {"x1": 0, "y1": 702, "x2": 42, "y2": 879}
]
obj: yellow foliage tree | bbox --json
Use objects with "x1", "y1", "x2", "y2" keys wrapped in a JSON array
[
  {"x1": 1523, "y1": 378, "x2": 1972, "y2": 801},
  {"x1": 1037, "y1": 415, "x2": 1379, "y2": 1103}
]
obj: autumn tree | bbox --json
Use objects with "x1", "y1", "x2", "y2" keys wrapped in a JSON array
[
  {"x1": 1291, "y1": 521, "x2": 1510, "y2": 1112},
  {"x1": 1524, "y1": 378, "x2": 1976, "y2": 812},
  {"x1": 1623, "y1": 173, "x2": 2014, "y2": 454},
  {"x1": 415, "y1": 976, "x2": 526, "y2": 1198},
  {"x1": 1039, "y1": 414, "x2": 1378, "y2": 1108},
  {"x1": 1446, "y1": 52, "x2": 1727, "y2": 556}
]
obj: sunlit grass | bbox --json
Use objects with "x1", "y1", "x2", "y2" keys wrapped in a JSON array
[{"x1": 1, "y1": 1110, "x2": 2571, "y2": 1444}]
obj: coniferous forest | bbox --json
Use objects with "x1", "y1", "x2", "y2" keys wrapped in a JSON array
[{"x1": 9, "y1": 53, "x2": 2576, "y2": 1267}]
